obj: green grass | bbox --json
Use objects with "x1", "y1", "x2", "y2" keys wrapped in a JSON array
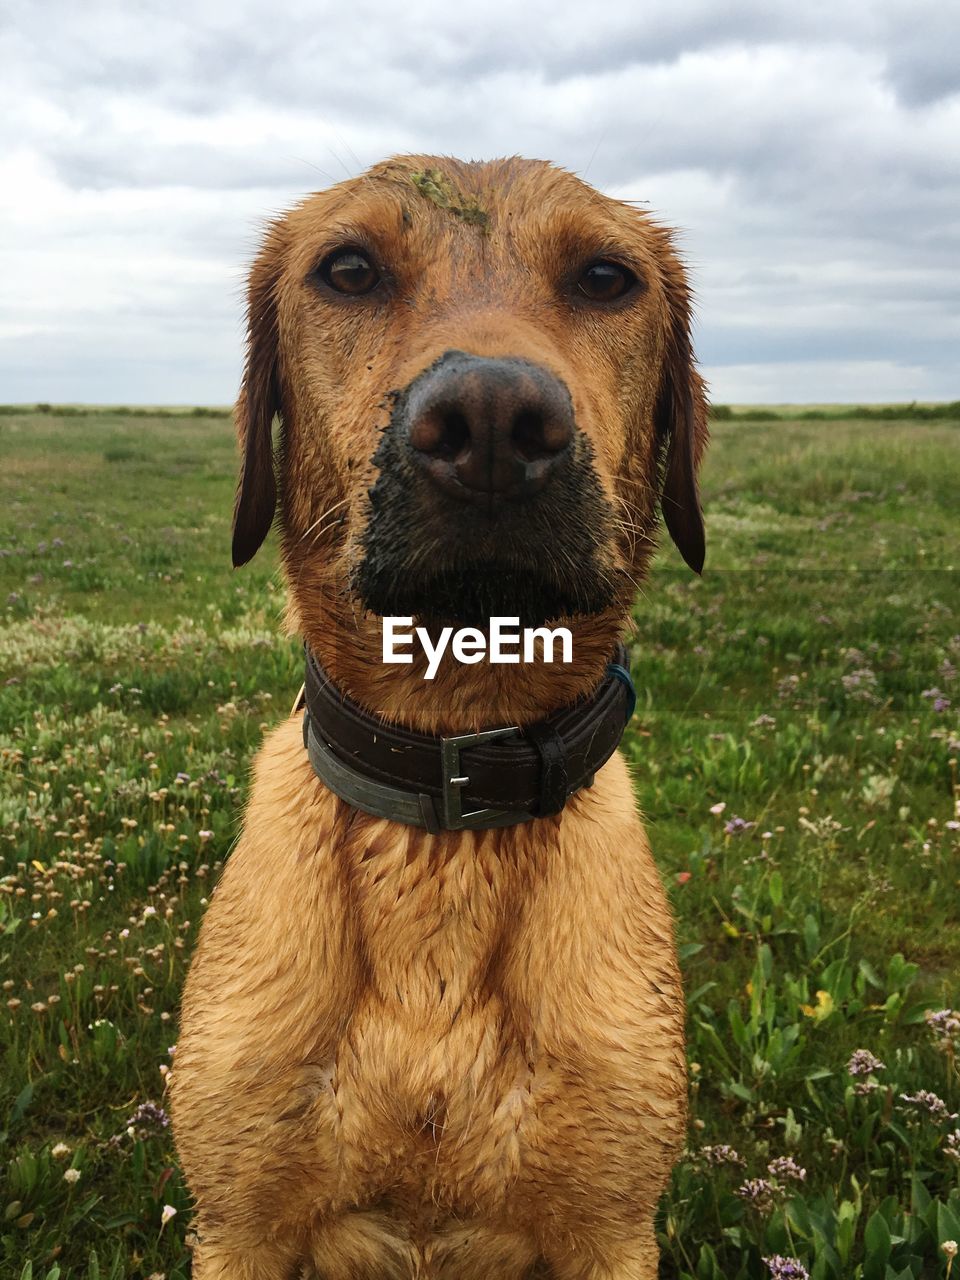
[{"x1": 1, "y1": 407, "x2": 958, "y2": 1279}]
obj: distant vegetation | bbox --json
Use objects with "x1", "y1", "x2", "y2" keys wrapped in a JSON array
[
  {"x1": 0, "y1": 405, "x2": 231, "y2": 419},
  {"x1": 709, "y1": 401, "x2": 960, "y2": 422},
  {"x1": 2, "y1": 400, "x2": 959, "y2": 425}
]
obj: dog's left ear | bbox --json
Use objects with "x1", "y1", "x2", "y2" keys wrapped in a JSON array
[
  {"x1": 232, "y1": 223, "x2": 285, "y2": 568},
  {"x1": 655, "y1": 253, "x2": 709, "y2": 574}
]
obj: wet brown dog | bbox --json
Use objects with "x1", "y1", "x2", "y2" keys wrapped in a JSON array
[{"x1": 172, "y1": 155, "x2": 708, "y2": 1279}]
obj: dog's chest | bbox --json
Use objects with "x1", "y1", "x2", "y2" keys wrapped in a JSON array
[
  {"x1": 326, "y1": 986, "x2": 539, "y2": 1207},
  {"x1": 311, "y1": 840, "x2": 546, "y2": 1210}
]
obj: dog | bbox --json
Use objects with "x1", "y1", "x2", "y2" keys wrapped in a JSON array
[{"x1": 172, "y1": 154, "x2": 708, "y2": 1280}]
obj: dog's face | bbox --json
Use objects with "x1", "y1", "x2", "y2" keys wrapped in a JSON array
[{"x1": 232, "y1": 155, "x2": 707, "y2": 631}]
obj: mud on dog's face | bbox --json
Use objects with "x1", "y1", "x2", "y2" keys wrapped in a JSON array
[{"x1": 231, "y1": 155, "x2": 708, "y2": 629}]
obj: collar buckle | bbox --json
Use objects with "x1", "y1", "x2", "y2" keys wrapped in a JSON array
[{"x1": 440, "y1": 726, "x2": 521, "y2": 830}]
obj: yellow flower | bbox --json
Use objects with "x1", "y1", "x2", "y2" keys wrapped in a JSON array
[{"x1": 800, "y1": 990, "x2": 835, "y2": 1022}]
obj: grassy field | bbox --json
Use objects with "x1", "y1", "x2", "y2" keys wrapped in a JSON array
[{"x1": 0, "y1": 406, "x2": 958, "y2": 1280}]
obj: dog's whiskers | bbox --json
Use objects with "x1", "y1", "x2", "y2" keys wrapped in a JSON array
[{"x1": 297, "y1": 497, "x2": 351, "y2": 548}]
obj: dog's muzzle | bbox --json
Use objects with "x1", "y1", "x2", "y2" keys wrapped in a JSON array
[{"x1": 353, "y1": 351, "x2": 627, "y2": 628}]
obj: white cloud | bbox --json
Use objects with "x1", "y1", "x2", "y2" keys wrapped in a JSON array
[
  {"x1": 709, "y1": 359, "x2": 952, "y2": 405},
  {"x1": 0, "y1": 0, "x2": 957, "y2": 403}
]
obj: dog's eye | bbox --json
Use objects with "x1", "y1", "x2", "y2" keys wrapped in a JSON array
[
  {"x1": 319, "y1": 249, "x2": 381, "y2": 296},
  {"x1": 576, "y1": 260, "x2": 638, "y2": 302}
]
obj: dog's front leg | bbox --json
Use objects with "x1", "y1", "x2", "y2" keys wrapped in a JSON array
[
  {"x1": 190, "y1": 1235, "x2": 303, "y2": 1280},
  {"x1": 544, "y1": 1229, "x2": 660, "y2": 1280}
]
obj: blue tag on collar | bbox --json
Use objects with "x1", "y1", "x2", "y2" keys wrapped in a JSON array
[{"x1": 605, "y1": 661, "x2": 637, "y2": 725}]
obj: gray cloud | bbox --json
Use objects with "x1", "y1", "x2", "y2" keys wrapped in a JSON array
[{"x1": 0, "y1": 0, "x2": 957, "y2": 404}]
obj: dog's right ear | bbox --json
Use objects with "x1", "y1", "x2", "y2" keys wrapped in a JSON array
[
  {"x1": 654, "y1": 235, "x2": 708, "y2": 576},
  {"x1": 232, "y1": 225, "x2": 285, "y2": 568}
]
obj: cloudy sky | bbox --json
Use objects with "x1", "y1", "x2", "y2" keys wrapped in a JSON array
[{"x1": 2, "y1": 0, "x2": 958, "y2": 405}]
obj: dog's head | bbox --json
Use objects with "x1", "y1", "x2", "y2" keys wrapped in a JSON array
[{"x1": 232, "y1": 155, "x2": 707, "y2": 637}]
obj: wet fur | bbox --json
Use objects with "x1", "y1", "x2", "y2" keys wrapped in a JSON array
[
  {"x1": 356, "y1": 412, "x2": 623, "y2": 626},
  {"x1": 172, "y1": 154, "x2": 709, "y2": 1279}
]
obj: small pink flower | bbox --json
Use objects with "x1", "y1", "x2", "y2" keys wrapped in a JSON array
[
  {"x1": 847, "y1": 1048, "x2": 886, "y2": 1077},
  {"x1": 725, "y1": 816, "x2": 754, "y2": 836}
]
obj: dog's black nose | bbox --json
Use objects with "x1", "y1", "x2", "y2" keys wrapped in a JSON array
[{"x1": 404, "y1": 351, "x2": 574, "y2": 501}]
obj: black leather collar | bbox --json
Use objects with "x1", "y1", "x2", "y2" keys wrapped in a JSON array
[{"x1": 298, "y1": 645, "x2": 636, "y2": 832}]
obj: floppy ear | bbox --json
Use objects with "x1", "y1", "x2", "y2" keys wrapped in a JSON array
[
  {"x1": 231, "y1": 225, "x2": 285, "y2": 568},
  {"x1": 655, "y1": 254, "x2": 709, "y2": 574}
]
